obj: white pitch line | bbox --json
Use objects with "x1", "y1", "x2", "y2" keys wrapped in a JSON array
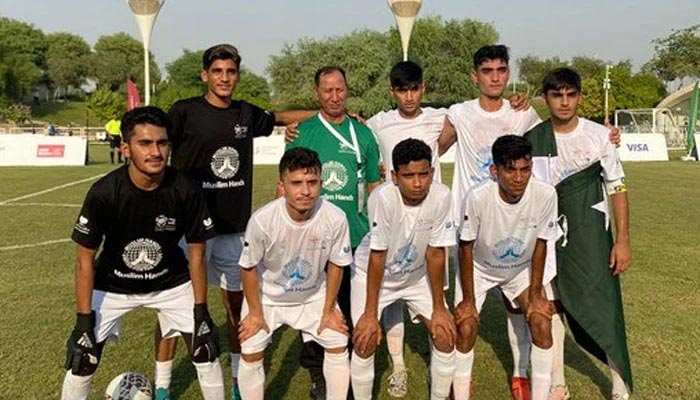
[
  {"x1": 0, "y1": 173, "x2": 104, "y2": 205},
  {"x1": 0, "y1": 238, "x2": 72, "y2": 251},
  {"x1": 0, "y1": 202, "x2": 81, "y2": 208}
]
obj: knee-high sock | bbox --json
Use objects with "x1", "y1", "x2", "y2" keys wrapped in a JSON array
[
  {"x1": 507, "y1": 311, "x2": 531, "y2": 378},
  {"x1": 550, "y1": 313, "x2": 566, "y2": 386},
  {"x1": 430, "y1": 347, "x2": 456, "y2": 400},
  {"x1": 238, "y1": 358, "x2": 264, "y2": 400},
  {"x1": 350, "y1": 352, "x2": 375, "y2": 400},
  {"x1": 154, "y1": 360, "x2": 173, "y2": 390},
  {"x1": 383, "y1": 301, "x2": 406, "y2": 371},
  {"x1": 61, "y1": 371, "x2": 94, "y2": 400},
  {"x1": 193, "y1": 359, "x2": 225, "y2": 400},
  {"x1": 324, "y1": 350, "x2": 350, "y2": 400},
  {"x1": 453, "y1": 350, "x2": 474, "y2": 400},
  {"x1": 608, "y1": 357, "x2": 629, "y2": 397},
  {"x1": 531, "y1": 345, "x2": 553, "y2": 400}
]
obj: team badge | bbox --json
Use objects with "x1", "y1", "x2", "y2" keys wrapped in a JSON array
[
  {"x1": 277, "y1": 257, "x2": 313, "y2": 292},
  {"x1": 321, "y1": 161, "x2": 348, "y2": 192},
  {"x1": 210, "y1": 146, "x2": 240, "y2": 179},
  {"x1": 493, "y1": 237, "x2": 525, "y2": 262},
  {"x1": 233, "y1": 124, "x2": 248, "y2": 139},
  {"x1": 154, "y1": 215, "x2": 176, "y2": 231},
  {"x1": 387, "y1": 244, "x2": 418, "y2": 275},
  {"x1": 122, "y1": 238, "x2": 163, "y2": 272}
]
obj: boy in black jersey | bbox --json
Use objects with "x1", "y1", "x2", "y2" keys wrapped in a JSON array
[
  {"x1": 160, "y1": 44, "x2": 307, "y2": 399},
  {"x1": 61, "y1": 107, "x2": 224, "y2": 400}
]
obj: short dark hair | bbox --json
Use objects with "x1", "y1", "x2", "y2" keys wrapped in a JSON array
[
  {"x1": 542, "y1": 67, "x2": 582, "y2": 93},
  {"x1": 492, "y1": 135, "x2": 532, "y2": 167},
  {"x1": 121, "y1": 106, "x2": 171, "y2": 143},
  {"x1": 279, "y1": 147, "x2": 322, "y2": 178},
  {"x1": 390, "y1": 61, "x2": 423, "y2": 89},
  {"x1": 202, "y1": 44, "x2": 241, "y2": 70},
  {"x1": 473, "y1": 44, "x2": 510, "y2": 69},
  {"x1": 314, "y1": 66, "x2": 346, "y2": 87},
  {"x1": 392, "y1": 138, "x2": 432, "y2": 171}
]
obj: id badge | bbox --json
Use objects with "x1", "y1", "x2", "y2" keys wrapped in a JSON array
[{"x1": 356, "y1": 171, "x2": 365, "y2": 213}]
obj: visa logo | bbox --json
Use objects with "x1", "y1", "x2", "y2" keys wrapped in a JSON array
[{"x1": 626, "y1": 143, "x2": 649, "y2": 152}]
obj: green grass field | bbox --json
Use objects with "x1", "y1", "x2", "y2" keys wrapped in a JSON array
[{"x1": 0, "y1": 145, "x2": 698, "y2": 399}]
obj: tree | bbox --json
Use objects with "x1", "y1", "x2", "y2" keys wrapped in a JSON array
[
  {"x1": 86, "y1": 86, "x2": 124, "y2": 121},
  {"x1": 0, "y1": 43, "x2": 41, "y2": 103},
  {"x1": 517, "y1": 55, "x2": 566, "y2": 96},
  {"x1": 268, "y1": 16, "x2": 499, "y2": 115},
  {"x1": 646, "y1": 25, "x2": 700, "y2": 87},
  {"x1": 579, "y1": 62, "x2": 667, "y2": 121},
  {"x1": 0, "y1": 103, "x2": 31, "y2": 124},
  {"x1": 91, "y1": 33, "x2": 161, "y2": 91},
  {"x1": 0, "y1": 17, "x2": 48, "y2": 68},
  {"x1": 45, "y1": 32, "x2": 91, "y2": 99},
  {"x1": 165, "y1": 49, "x2": 202, "y2": 88}
]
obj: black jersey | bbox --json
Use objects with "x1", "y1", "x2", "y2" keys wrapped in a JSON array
[
  {"x1": 72, "y1": 166, "x2": 216, "y2": 294},
  {"x1": 168, "y1": 97, "x2": 275, "y2": 234}
]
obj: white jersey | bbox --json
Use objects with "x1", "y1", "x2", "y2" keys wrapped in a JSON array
[
  {"x1": 355, "y1": 181, "x2": 455, "y2": 290},
  {"x1": 447, "y1": 99, "x2": 541, "y2": 218},
  {"x1": 366, "y1": 107, "x2": 446, "y2": 181},
  {"x1": 459, "y1": 180, "x2": 559, "y2": 281},
  {"x1": 238, "y1": 197, "x2": 353, "y2": 306},
  {"x1": 550, "y1": 118, "x2": 625, "y2": 185}
]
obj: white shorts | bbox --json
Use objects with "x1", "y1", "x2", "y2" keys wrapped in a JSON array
[
  {"x1": 92, "y1": 281, "x2": 194, "y2": 343},
  {"x1": 240, "y1": 296, "x2": 348, "y2": 354},
  {"x1": 454, "y1": 267, "x2": 556, "y2": 313},
  {"x1": 351, "y1": 273, "x2": 436, "y2": 325},
  {"x1": 181, "y1": 234, "x2": 244, "y2": 291}
]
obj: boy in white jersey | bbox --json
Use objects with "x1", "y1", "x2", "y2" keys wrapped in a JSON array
[
  {"x1": 454, "y1": 135, "x2": 559, "y2": 400},
  {"x1": 351, "y1": 138, "x2": 457, "y2": 400},
  {"x1": 526, "y1": 68, "x2": 632, "y2": 400},
  {"x1": 439, "y1": 45, "x2": 542, "y2": 400},
  {"x1": 237, "y1": 147, "x2": 353, "y2": 400}
]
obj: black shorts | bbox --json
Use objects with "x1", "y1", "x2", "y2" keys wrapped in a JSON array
[{"x1": 109, "y1": 135, "x2": 122, "y2": 149}]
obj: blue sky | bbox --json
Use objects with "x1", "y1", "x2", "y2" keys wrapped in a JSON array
[{"x1": 1, "y1": 0, "x2": 698, "y2": 77}]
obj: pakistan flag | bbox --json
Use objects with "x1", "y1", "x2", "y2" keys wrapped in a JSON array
[{"x1": 525, "y1": 120, "x2": 633, "y2": 392}]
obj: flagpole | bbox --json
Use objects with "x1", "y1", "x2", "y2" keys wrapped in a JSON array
[{"x1": 126, "y1": 0, "x2": 165, "y2": 105}]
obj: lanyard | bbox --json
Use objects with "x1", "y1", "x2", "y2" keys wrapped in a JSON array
[
  {"x1": 318, "y1": 113, "x2": 366, "y2": 213},
  {"x1": 317, "y1": 114, "x2": 362, "y2": 167}
]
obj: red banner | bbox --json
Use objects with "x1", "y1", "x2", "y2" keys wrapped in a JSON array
[
  {"x1": 37, "y1": 144, "x2": 65, "y2": 158},
  {"x1": 126, "y1": 79, "x2": 142, "y2": 111}
]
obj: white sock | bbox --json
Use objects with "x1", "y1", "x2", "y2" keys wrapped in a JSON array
[
  {"x1": 230, "y1": 352, "x2": 240, "y2": 380},
  {"x1": 324, "y1": 350, "x2": 350, "y2": 400},
  {"x1": 453, "y1": 350, "x2": 474, "y2": 400},
  {"x1": 237, "y1": 358, "x2": 265, "y2": 400},
  {"x1": 551, "y1": 313, "x2": 566, "y2": 386},
  {"x1": 350, "y1": 352, "x2": 375, "y2": 400},
  {"x1": 531, "y1": 344, "x2": 553, "y2": 400},
  {"x1": 430, "y1": 347, "x2": 456, "y2": 400},
  {"x1": 154, "y1": 360, "x2": 173, "y2": 390},
  {"x1": 383, "y1": 301, "x2": 406, "y2": 372},
  {"x1": 608, "y1": 357, "x2": 629, "y2": 397},
  {"x1": 193, "y1": 359, "x2": 225, "y2": 400},
  {"x1": 61, "y1": 371, "x2": 94, "y2": 400},
  {"x1": 507, "y1": 311, "x2": 531, "y2": 378}
]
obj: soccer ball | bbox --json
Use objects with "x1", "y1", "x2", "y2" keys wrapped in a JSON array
[{"x1": 105, "y1": 372, "x2": 153, "y2": 400}]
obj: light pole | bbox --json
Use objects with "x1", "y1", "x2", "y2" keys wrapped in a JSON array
[
  {"x1": 387, "y1": 0, "x2": 422, "y2": 61},
  {"x1": 126, "y1": 0, "x2": 165, "y2": 105},
  {"x1": 603, "y1": 64, "x2": 612, "y2": 124}
]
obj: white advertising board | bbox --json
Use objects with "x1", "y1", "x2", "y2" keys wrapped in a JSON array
[
  {"x1": 253, "y1": 134, "x2": 286, "y2": 165},
  {"x1": 0, "y1": 134, "x2": 88, "y2": 166},
  {"x1": 618, "y1": 133, "x2": 669, "y2": 161}
]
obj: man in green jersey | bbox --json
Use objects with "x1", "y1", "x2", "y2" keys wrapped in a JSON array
[
  {"x1": 286, "y1": 65, "x2": 381, "y2": 399},
  {"x1": 105, "y1": 113, "x2": 123, "y2": 164}
]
